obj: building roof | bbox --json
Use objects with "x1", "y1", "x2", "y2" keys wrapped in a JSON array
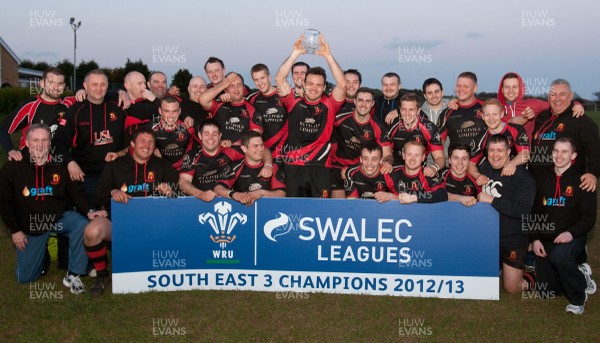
[{"x1": 0, "y1": 36, "x2": 21, "y2": 64}]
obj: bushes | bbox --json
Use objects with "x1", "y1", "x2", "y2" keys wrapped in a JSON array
[{"x1": 0, "y1": 87, "x2": 33, "y2": 118}]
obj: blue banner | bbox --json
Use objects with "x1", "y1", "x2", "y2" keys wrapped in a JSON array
[{"x1": 112, "y1": 197, "x2": 499, "y2": 300}]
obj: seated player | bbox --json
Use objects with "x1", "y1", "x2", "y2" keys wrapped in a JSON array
[
  {"x1": 476, "y1": 134, "x2": 536, "y2": 294},
  {"x1": 396, "y1": 141, "x2": 447, "y2": 204},
  {"x1": 83, "y1": 128, "x2": 178, "y2": 296},
  {"x1": 152, "y1": 96, "x2": 196, "y2": 170},
  {"x1": 345, "y1": 141, "x2": 401, "y2": 203},
  {"x1": 531, "y1": 138, "x2": 597, "y2": 314},
  {"x1": 214, "y1": 131, "x2": 285, "y2": 205},
  {"x1": 441, "y1": 143, "x2": 480, "y2": 207},
  {"x1": 468, "y1": 98, "x2": 529, "y2": 184}
]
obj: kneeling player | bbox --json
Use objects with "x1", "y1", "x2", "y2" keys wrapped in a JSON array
[
  {"x1": 396, "y1": 141, "x2": 447, "y2": 204},
  {"x1": 477, "y1": 134, "x2": 536, "y2": 294},
  {"x1": 441, "y1": 143, "x2": 480, "y2": 207},
  {"x1": 84, "y1": 128, "x2": 178, "y2": 296},
  {"x1": 531, "y1": 138, "x2": 597, "y2": 314},
  {"x1": 345, "y1": 141, "x2": 400, "y2": 202},
  {"x1": 214, "y1": 131, "x2": 285, "y2": 205}
]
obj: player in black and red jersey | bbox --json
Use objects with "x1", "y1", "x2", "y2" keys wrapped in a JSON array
[
  {"x1": 441, "y1": 143, "x2": 480, "y2": 207},
  {"x1": 53, "y1": 69, "x2": 128, "y2": 204},
  {"x1": 122, "y1": 71, "x2": 162, "y2": 142},
  {"x1": 337, "y1": 69, "x2": 362, "y2": 117},
  {"x1": 274, "y1": 33, "x2": 346, "y2": 198},
  {"x1": 178, "y1": 119, "x2": 273, "y2": 202},
  {"x1": 468, "y1": 98, "x2": 530, "y2": 185},
  {"x1": 215, "y1": 131, "x2": 285, "y2": 205},
  {"x1": 180, "y1": 76, "x2": 209, "y2": 133},
  {"x1": 0, "y1": 67, "x2": 76, "y2": 161},
  {"x1": 345, "y1": 141, "x2": 400, "y2": 202},
  {"x1": 331, "y1": 87, "x2": 391, "y2": 198},
  {"x1": 152, "y1": 96, "x2": 195, "y2": 170},
  {"x1": 396, "y1": 141, "x2": 447, "y2": 204},
  {"x1": 248, "y1": 64, "x2": 287, "y2": 158},
  {"x1": 383, "y1": 93, "x2": 445, "y2": 177},
  {"x1": 199, "y1": 73, "x2": 262, "y2": 149},
  {"x1": 438, "y1": 72, "x2": 485, "y2": 146},
  {"x1": 83, "y1": 127, "x2": 178, "y2": 296}
]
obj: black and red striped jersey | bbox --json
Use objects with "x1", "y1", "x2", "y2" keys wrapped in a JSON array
[
  {"x1": 218, "y1": 160, "x2": 285, "y2": 192},
  {"x1": 438, "y1": 99, "x2": 485, "y2": 146},
  {"x1": 332, "y1": 113, "x2": 391, "y2": 168},
  {"x1": 470, "y1": 123, "x2": 529, "y2": 165},
  {"x1": 0, "y1": 95, "x2": 74, "y2": 151},
  {"x1": 344, "y1": 164, "x2": 401, "y2": 199},
  {"x1": 209, "y1": 100, "x2": 262, "y2": 144},
  {"x1": 54, "y1": 100, "x2": 127, "y2": 177},
  {"x1": 440, "y1": 167, "x2": 480, "y2": 197},
  {"x1": 152, "y1": 120, "x2": 195, "y2": 171},
  {"x1": 179, "y1": 146, "x2": 244, "y2": 191},
  {"x1": 386, "y1": 117, "x2": 443, "y2": 166},
  {"x1": 180, "y1": 98, "x2": 208, "y2": 133},
  {"x1": 396, "y1": 167, "x2": 447, "y2": 203},
  {"x1": 280, "y1": 92, "x2": 343, "y2": 166},
  {"x1": 248, "y1": 90, "x2": 287, "y2": 156}
]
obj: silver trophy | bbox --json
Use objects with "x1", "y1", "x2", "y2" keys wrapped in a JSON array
[{"x1": 303, "y1": 29, "x2": 320, "y2": 54}]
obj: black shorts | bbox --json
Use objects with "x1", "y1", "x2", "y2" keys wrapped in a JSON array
[
  {"x1": 330, "y1": 167, "x2": 344, "y2": 190},
  {"x1": 500, "y1": 245, "x2": 527, "y2": 270},
  {"x1": 285, "y1": 165, "x2": 332, "y2": 198}
]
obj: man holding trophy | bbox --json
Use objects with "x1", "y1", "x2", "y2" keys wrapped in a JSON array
[{"x1": 275, "y1": 31, "x2": 346, "y2": 198}]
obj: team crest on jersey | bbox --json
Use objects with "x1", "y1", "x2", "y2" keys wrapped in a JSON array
[
  {"x1": 321, "y1": 189, "x2": 329, "y2": 198},
  {"x1": 109, "y1": 112, "x2": 117, "y2": 121},
  {"x1": 475, "y1": 109, "x2": 483, "y2": 118},
  {"x1": 57, "y1": 112, "x2": 67, "y2": 126},
  {"x1": 199, "y1": 201, "x2": 247, "y2": 249},
  {"x1": 408, "y1": 181, "x2": 419, "y2": 191},
  {"x1": 147, "y1": 171, "x2": 155, "y2": 182},
  {"x1": 176, "y1": 132, "x2": 186, "y2": 142},
  {"x1": 240, "y1": 109, "x2": 249, "y2": 118},
  {"x1": 509, "y1": 250, "x2": 517, "y2": 261},
  {"x1": 217, "y1": 157, "x2": 227, "y2": 167},
  {"x1": 564, "y1": 186, "x2": 573, "y2": 197},
  {"x1": 312, "y1": 106, "x2": 322, "y2": 116},
  {"x1": 376, "y1": 181, "x2": 385, "y2": 191},
  {"x1": 362, "y1": 130, "x2": 372, "y2": 140},
  {"x1": 50, "y1": 173, "x2": 61, "y2": 185},
  {"x1": 276, "y1": 98, "x2": 283, "y2": 107},
  {"x1": 414, "y1": 136, "x2": 422, "y2": 144},
  {"x1": 556, "y1": 123, "x2": 565, "y2": 132},
  {"x1": 464, "y1": 185, "x2": 473, "y2": 195}
]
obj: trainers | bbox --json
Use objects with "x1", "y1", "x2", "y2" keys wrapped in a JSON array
[
  {"x1": 578, "y1": 263, "x2": 597, "y2": 295},
  {"x1": 63, "y1": 274, "x2": 85, "y2": 294},
  {"x1": 88, "y1": 268, "x2": 97, "y2": 278},
  {"x1": 90, "y1": 271, "x2": 110, "y2": 297},
  {"x1": 565, "y1": 303, "x2": 584, "y2": 315}
]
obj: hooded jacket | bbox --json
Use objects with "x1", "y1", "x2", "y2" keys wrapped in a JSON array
[
  {"x1": 497, "y1": 72, "x2": 549, "y2": 140},
  {"x1": 420, "y1": 98, "x2": 449, "y2": 126}
]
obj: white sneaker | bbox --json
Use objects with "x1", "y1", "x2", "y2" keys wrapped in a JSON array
[
  {"x1": 565, "y1": 303, "x2": 584, "y2": 315},
  {"x1": 88, "y1": 268, "x2": 97, "y2": 278},
  {"x1": 578, "y1": 263, "x2": 597, "y2": 295},
  {"x1": 63, "y1": 274, "x2": 85, "y2": 294}
]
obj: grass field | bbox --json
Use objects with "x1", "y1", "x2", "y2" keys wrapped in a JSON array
[{"x1": 0, "y1": 112, "x2": 599, "y2": 342}]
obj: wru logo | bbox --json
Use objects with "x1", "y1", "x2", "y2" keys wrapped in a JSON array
[{"x1": 199, "y1": 201, "x2": 247, "y2": 249}]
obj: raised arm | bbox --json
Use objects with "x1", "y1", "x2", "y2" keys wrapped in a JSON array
[
  {"x1": 275, "y1": 36, "x2": 306, "y2": 98},
  {"x1": 198, "y1": 73, "x2": 240, "y2": 111},
  {"x1": 316, "y1": 34, "x2": 346, "y2": 102}
]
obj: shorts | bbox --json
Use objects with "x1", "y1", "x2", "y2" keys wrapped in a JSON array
[
  {"x1": 285, "y1": 165, "x2": 332, "y2": 198},
  {"x1": 330, "y1": 167, "x2": 344, "y2": 190},
  {"x1": 500, "y1": 245, "x2": 527, "y2": 270}
]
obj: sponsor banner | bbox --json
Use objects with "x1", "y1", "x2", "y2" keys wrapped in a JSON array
[{"x1": 112, "y1": 198, "x2": 499, "y2": 299}]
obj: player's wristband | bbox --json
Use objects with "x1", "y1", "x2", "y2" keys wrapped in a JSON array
[
  {"x1": 228, "y1": 190, "x2": 236, "y2": 199},
  {"x1": 264, "y1": 164, "x2": 273, "y2": 168},
  {"x1": 430, "y1": 164, "x2": 440, "y2": 171}
]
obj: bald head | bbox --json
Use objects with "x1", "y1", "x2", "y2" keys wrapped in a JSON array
[
  {"x1": 188, "y1": 76, "x2": 208, "y2": 102},
  {"x1": 124, "y1": 71, "x2": 147, "y2": 99}
]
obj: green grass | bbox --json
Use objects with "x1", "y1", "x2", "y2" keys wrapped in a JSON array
[{"x1": 0, "y1": 115, "x2": 600, "y2": 342}]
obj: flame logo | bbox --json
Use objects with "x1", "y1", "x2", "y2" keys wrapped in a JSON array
[
  {"x1": 120, "y1": 183, "x2": 128, "y2": 192},
  {"x1": 22, "y1": 187, "x2": 30, "y2": 197}
]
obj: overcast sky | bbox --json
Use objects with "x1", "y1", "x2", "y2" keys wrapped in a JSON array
[{"x1": 1, "y1": 0, "x2": 599, "y2": 99}]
